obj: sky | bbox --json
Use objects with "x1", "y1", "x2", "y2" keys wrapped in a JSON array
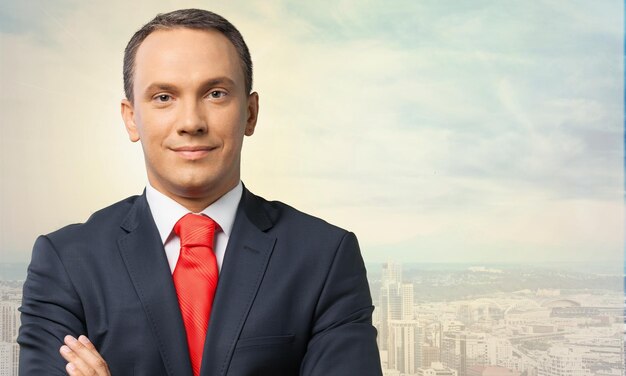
[{"x1": 0, "y1": 0, "x2": 623, "y2": 268}]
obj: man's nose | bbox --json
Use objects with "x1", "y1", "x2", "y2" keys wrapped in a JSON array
[{"x1": 177, "y1": 100, "x2": 208, "y2": 135}]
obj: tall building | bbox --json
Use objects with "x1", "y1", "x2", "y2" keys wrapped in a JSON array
[
  {"x1": 0, "y1": 301, "x2": 21, "y2": 376},
  {"x1": 379, "y1": 282, "x2": 393, "y2": 351},
  {"x1": 388, "y1": 283, "x2": 402, "y2": 320},
  {"x1": 465, "y1": 333, "x2": 489, "y2": 370},
  {"x1": 380, "y1": 262, "x2": 400, "y2": 351},
  {"x1": 442, "y1": 329, "x2": 508, "y2": 376},
  {"x1": 401, "y1": 283, "x2": 414, "y2": 320},
  {"x1": 0, "y1": 342, "x2": 18, "y2": 376},
  {"x1": 486, "y1": 337, "x2": 513, "y2": 369},
  {"x1": 379, "y1": 262, "x2": 414, "y2": 351},
  {"x1": 382, "y1": 262, "x2": 402, "y2": 286},
  {"x1": 441, "y1": 331, "x2": 467, "y2": 376},
  {"x1": 388, "y1": 320, "x2": 424, "y2": 374},
  {"x1": 458, "y1": 304, "x2": 473, "y2": 326},
  {"x1": 0, "y1": 302, "x2": 20, "y2": 343}
]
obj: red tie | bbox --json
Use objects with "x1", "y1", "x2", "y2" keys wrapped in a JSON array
[{"x1": 173, "y1": 213, "x2": 219, "y2": 376}]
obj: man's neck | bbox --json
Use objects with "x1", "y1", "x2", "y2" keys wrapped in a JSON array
[{"x1": 148, "y1": 181, "x2": 240, "y2": 213}]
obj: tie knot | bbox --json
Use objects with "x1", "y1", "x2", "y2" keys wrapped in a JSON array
[{"x1": 174, "y1": 213, "x2": 217, "y2": 248}]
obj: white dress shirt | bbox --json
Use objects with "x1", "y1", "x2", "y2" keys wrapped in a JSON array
[{"x1": 145, "y1": 181, "x2": 243, "y2": 273}]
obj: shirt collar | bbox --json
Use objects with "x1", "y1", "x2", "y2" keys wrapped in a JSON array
[{"x1": 145, "y1": 181, "x2": 243, "y2": 245}]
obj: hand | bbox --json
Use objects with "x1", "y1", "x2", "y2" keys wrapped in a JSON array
[{"x1": 59, "y1": 335, "x2": 111, "y2": 376}]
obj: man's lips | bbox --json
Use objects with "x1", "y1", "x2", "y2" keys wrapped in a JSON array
[{"x1": 170, "y1": 146, "x2": 216, "y2": 160}]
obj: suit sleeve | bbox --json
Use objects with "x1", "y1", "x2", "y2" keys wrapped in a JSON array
[
  {"x1": 18, "y1": 235, "x2": 86, "y2": 375},
  {"x1": 300, "y1": 232, "x2": 382, "y2": 376}
]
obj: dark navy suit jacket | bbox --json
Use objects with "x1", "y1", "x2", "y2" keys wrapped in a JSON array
[{"x1": 18, "y1": 187, "x2": 382, "y2": 375}]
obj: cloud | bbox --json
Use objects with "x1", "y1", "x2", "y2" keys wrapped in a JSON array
[{"x1": 0, "y1": 1, "x2": 623, "y2": 265}]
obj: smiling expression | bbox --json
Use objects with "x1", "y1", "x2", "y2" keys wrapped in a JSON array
[{"x1": 121, "y1": 28, "x2": 259, "y2": 211}]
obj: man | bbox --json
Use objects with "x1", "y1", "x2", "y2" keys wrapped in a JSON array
[{"x1": 17, "y1": 8, "x2": 382, "y2": 376}]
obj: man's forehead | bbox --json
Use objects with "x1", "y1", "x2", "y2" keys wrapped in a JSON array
[{"x1": 133, "y1": 28, "x2": 244, "y2": 86}]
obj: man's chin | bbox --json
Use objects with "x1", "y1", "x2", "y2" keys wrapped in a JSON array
[
  {"x1": 172, "y1": 178, "x2": 232, "y2": 199},
  {"x1": 174, "y1": 182, "x2": 215, "y2": 198}
]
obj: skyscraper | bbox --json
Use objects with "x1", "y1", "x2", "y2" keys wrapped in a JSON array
[
  {"x1": 379, "y1": 262, "x2": 416, "y2": 354},
  {"x1": 388, "y1": 320, "x2": 424, "y2": 374},
  {"x1": 0, "y1": 302, "x2": 20, "y2": 343}
]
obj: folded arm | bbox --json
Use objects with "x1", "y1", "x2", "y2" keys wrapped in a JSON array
[
  {"x1": 18, "y1": 235, "x2": 88, "y2": 374},
  {"x1": 300, "y1": 232, "x2": 382, "y2": 376}
]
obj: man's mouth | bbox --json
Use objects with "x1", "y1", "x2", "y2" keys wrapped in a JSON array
[{"x1": 171, "y1": 146, "x2": 216, "y2": 160}]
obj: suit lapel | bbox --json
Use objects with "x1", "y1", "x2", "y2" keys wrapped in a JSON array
[
  {"x1": 201, "y1": 188, "x2": 277, "y2": 376},
  {"x1": 117, "y1": 194, "x2": 193, "y2": 376}
]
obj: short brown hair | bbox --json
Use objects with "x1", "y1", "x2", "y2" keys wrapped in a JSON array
[{"x1": 123, "y1": 9, "x2": 253, "y2": 102}]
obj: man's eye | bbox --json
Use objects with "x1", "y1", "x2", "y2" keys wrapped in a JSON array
[
  {"x1": 154, "y1": 94, "x2": 171, "y2": 102},
  {"x1": 209, "y1": 90, "x2": 226, "y2": 99}
]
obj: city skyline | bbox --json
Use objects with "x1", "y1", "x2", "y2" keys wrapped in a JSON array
[
  {"x1": 372, "y1": 261, "x2": 623, "y2": 375},
  {"x1": 6, "y1": 260, "x2": 621, "y2": 375}
]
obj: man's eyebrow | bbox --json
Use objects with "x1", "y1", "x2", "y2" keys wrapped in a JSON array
[
  {"x1": 143, "y1": 83, "x2": 178, "y2": 94},
  {"x1": 197, "y1": 77, "x2": 236, "y2": 90}
]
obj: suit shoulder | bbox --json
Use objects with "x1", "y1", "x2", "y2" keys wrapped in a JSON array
[
  {"x1": 45, "y1": 195, "x2": 140, "y2": 244},
  {"x1": 250, "y1": 192, "x2": 349, "y2": 239}
]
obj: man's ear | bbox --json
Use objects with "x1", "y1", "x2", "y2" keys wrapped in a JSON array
[
  {"x1": 121, "y1": 99, "x2": 140, "y2": 142},
  {"x1": 244, "y1": 92, "x2": 259, "y2": 136}
]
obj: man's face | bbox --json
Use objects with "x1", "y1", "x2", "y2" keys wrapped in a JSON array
[{"x1": 121, "y1": 28, "x2": 258, "y2": 206}]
